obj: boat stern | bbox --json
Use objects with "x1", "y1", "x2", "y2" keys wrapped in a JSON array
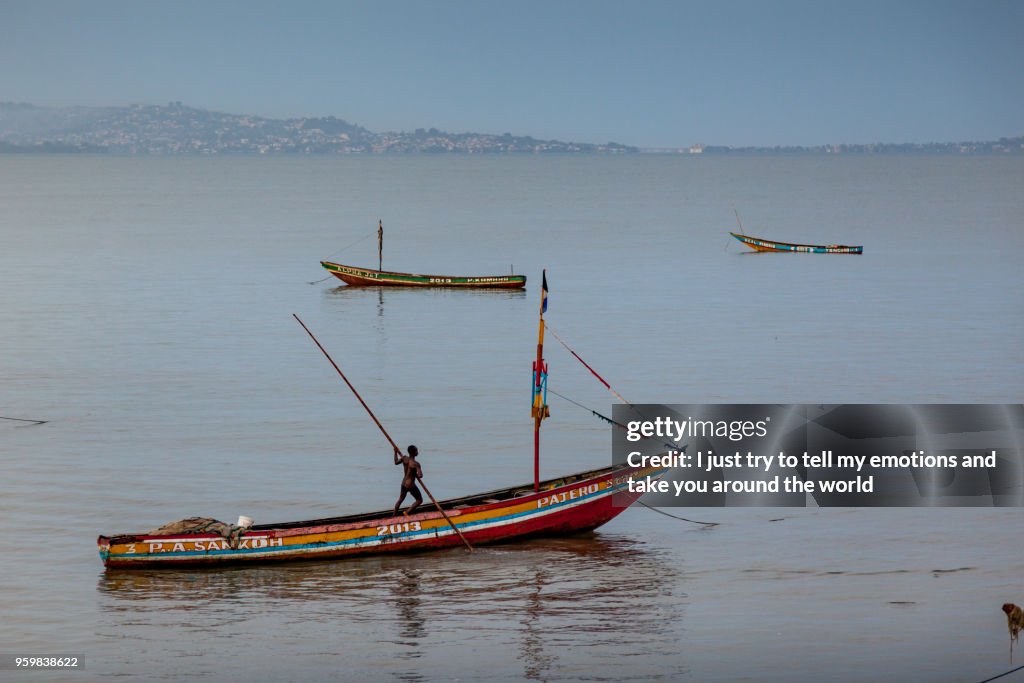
[{"x1": 97, "y1": 535, "x2": 111, "y2": 566}]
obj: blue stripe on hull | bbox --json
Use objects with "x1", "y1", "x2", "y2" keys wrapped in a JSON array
[
  {"x1": 730, "y1": 232, "x2": 862, "y2": 254},
  {"x1": 101, "y1": 474, "x2": 662, "y2": 563}
]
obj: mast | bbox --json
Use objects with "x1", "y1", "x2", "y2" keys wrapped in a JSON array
[
  {"x1": 377, "y1": 219, "x2": 383, "y2": 271},
  {"x1": 531, "y1": 270, "x2": 550, "y2": 491},
  {"x1": 733, "y1": 207, "x2": 745, "y2": 237}
]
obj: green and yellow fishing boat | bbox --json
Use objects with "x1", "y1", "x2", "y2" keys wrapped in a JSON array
[{"x1": 320, "y1": 261, "x2": 527, "y2": 288}]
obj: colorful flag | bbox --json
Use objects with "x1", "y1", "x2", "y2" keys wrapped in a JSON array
[
  {"x1": 532, "y1": 360, "x2": 550, "y2": 422},
  {"x1": 541, "y1": 271, "x2": 548, "y2": 314}
]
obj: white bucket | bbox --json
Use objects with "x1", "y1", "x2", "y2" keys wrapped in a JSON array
[{"x1": 237, "y1": 515, "x2": 254, "y2": 528}]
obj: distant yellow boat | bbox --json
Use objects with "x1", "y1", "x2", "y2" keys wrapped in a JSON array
[{"x1": 730, "y1": 231, "x2": 863, "y2": 254}]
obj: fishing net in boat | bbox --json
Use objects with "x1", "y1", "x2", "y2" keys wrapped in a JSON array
[{"x1": 147, "y1": 517, "x2": 245, "y2": 548}]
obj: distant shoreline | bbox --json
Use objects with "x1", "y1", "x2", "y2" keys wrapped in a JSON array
[
  {"x1": 2, "y1": 146, "x2": 1021, "y2": 157},
  {"x1": 1, "y1": 102, "x2": 1020, "y2": 156}
]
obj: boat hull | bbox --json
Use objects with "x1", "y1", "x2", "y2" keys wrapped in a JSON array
[
  {"x1": 730, "y1": 232, "x2": 863, "y2": 254},
  {"x1": 98, "y1": 464, "x2": 664, "y2": 569},
  {"x1": 321, "y1": 261, "x2": 527, "y2": 288}
]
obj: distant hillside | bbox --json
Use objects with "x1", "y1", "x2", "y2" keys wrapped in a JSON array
[
  {"x1": 0, "y1": 102, "x2": 635, "y2": 154},
  {"x1": 0, "y1": 102, "x2": 1019, "y2": 155}
]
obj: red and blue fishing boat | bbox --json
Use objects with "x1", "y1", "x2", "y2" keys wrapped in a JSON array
[
  {"x1": 730, "y1": 231, "x2": 863, "y2": 254},
  {"x1": 97, "y1": 272, "x2": 663, "y2": 569},
  {"x1": 96, "y1": 464, "x2": 660, "y2": 568}
]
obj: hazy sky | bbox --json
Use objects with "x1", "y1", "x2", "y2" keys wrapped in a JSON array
[{"x1": 1, "y1": 0, "x2": 1021, "y2": 147}]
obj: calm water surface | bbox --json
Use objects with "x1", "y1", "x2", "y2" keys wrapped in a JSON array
[{"x1": 1, "y1": 155, "x2": 1023, "y2": 681}]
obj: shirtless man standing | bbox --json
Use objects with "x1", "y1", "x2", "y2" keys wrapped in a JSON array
[{"x1": 393, "y1": 445, "x2": 423, "y2": 516}]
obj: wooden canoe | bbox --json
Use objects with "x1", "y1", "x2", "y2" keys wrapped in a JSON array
[
  {"x1": 730, "y1": 232, "x2": 863, "y2": 254},
  {"x1": 97, "y1": 463, "x2": 665, "y2": 569},
  {"x1": 321, "y1": 260, "x2": 527, "y2": 288}
]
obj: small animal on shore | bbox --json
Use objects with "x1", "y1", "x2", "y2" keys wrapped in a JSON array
[{"x1": 1003, "y1": 603, "x2": 1024, "y2": 643}]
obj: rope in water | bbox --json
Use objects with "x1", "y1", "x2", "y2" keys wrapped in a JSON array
[
  {"x1": 0, "y1": 415, "x2": 47, "y2": 426},
  {"x1": 637, "y1": 500, "x2": 719, "y2": 527},
  {"x1": 974, "y1": 664, "x2": 1024, "y2": 683}
]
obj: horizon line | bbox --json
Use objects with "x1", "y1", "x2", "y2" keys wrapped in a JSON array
[{"x1": 1, "y1": 100, "x2": 1021, "y2": 151}]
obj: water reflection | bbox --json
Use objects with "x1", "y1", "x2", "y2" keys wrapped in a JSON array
[
  {"x1": 519, "y1": 566, "x2": 556, "y2": 681},
  {"x1": 323, "y1": 285, "x2": 527, "y2": 303},
  {"x1": 98, "y1": 534, "x2": 687, "y2": 680},
  {"x1": 393, "y1": 568, "x2": 425, "y2": 653}
]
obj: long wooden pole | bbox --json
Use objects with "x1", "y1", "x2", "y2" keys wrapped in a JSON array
[
  {"x1": 532, "y1": 270, "x2": 547, "y2": 492},
  {"x1": 292, "y1": 313, "x2": 473, "y2": 551},
  {"x1": 534, "y1": 325, "x2": 543, "y2": 493}
]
